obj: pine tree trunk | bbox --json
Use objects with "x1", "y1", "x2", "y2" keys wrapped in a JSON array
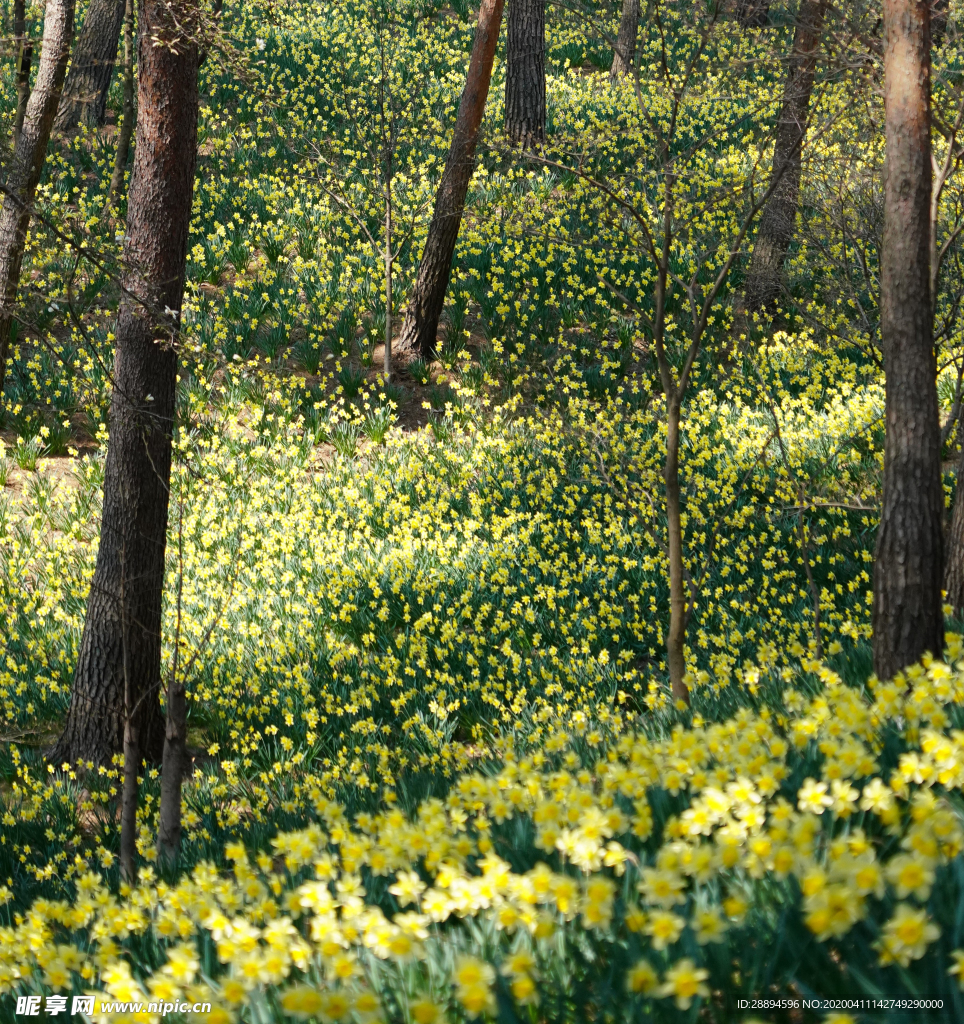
[
  {"x1": 736, "y1": 0, "x2": 770, "y2": 27},
  {"x1": 55, "y1": 0, "x2": 126, "y2": 132},
  {"x1": 873, "y1": 0, "x2": 944, "y2": 679},
  {"x1": 395, "y1": 0, "x2": 503, "y2": 360},
  {"x1": 610, "y1": 0, "x2": 640, "y2": 80},
  {"x1": 13, "y1": 0, "x2": 34, "y2": 148},
  {"x1": 740, "y1": 0, "x2": 826, "y2": 316},
  {"x1": 0, "y1": 0, "x2": 74, "y2": 395},
  {"x1": 109, "y1": 0, "x2": 134, "y2": 197},
  {"x1": 505, "y1": 0, "x2": 544, "y2": 148},
  {"x1": 52, "y1": 0, "x2": 199, "y2": 769}
]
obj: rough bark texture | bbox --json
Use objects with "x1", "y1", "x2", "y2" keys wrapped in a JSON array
[
  {"x1": 736, "y1": 0, "x2": 770, "y2": 27},
  {"x1": 741, "y1": 0, "x2": 826, "y2": 316},
  {"x1": 52, "y1": 0, "x2": 199, "y2": 768},
  {"x1": 0, "y1": 0, "x2": 74, "y2": 394},
  {"x1": 55, "y1": 0, "x2": 126, "y2": 131},
  {"x1": 13, "y1": 0, "x2": 33, "y2": 148},
  {"x1": 610, "y1": 0, "x2": 640, "y2": 80},
  {"x1": 873, "y1": 0, "x2": 944, "y2": 679},
  {"x1": 505, "y1": 0, "x2": 544, "y2": 148},
  {"x1": 109, "y1": 0, "x2": 134, "y2": 197},
  {"x1": 395, "y1": 0, "x2": 503, "y2": 360}
]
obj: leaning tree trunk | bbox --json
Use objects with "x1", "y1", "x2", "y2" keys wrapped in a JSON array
[
  {"x1": 610, "y1": 0, "x2": 640, "y2": 80},
  {"x1": 395, "y1": 0, "x2": 503, "y2": 360},
  {"x1": 739, "y1": 0, "x2": 827, "y2": 317},
  {"x1": 55, "y1": 0, "x2": 126, "y2": 132},
  {"x1": 873, "y1": 0, "x2": 944, "y2": 679},
  {"x1": 0, "y1": 0, "x2": 74, "y2": 394},
  {"x1": 736, "y1": 0, "x2": 770, "y2": 27},
  {"x1": 13, "y1": 0, "x2": 34, "y2": 148},
  {"x1": 52, "y1": 0, "x2": 199, "y2": 769},
  {"x1": 505, "y1": 0, "x2": 544, "y2": 148}
]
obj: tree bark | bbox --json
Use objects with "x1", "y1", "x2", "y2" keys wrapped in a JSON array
[
  {"x1": 52, "y1": 0, "x2": 199, "y2": 768},
  {"x1": 0, "y1": 0, "x2": 74, "y2": 395},
  {"x1": 873, "y1": 0, "x2": 944, "y2": 679},
  {"x1": 665, "y1": 397, "x2": 690, "y2": 705},
  {"x1": 109, "y1": 0, "x2": 135, "y2": 197},
  {"x1": 505, "y1": 0, "x2": 544, "y2": 148},
  {"x1": 610, "y1": 0, "x2": 640, "y2": 80},
  {"x1": 395, "y1": 0, "x2": 503, "y2": 360},
  {"x1": 55, "y1": 0, "x2": 126, "y2": 132},
  {"x1": 740, "y1": 0, "x2": 827, "y2": 317},
  {"x1": 736, "y1": 0, "x2": 770, "y2": 28},
  {"x1": 13, "y1": 0, "x2": 34, "y2": 149},
  {"x1": 944, "y1": 423, "x2": 964, "y2": 616}
]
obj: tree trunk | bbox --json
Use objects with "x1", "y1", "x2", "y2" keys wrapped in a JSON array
[
  {"x1": 109, "y1": 0, "x2": 134, "y2": 197},
  {"x1": 944, "y1": 424, "x2": 964, "y2": 616},
  {"x1": 395, "y1": 0, "x2": 503, "y2": 360},
  {"x1": 610, "y1": 0, "x2": 640, "y2": 80},
  {"x1": 0, "y1": 0, "x2": 74, "y2": 395},
  {"x1": 740, "y1": 0, "x2": 827, "y2": 317},
  {"x1": 156, "y1": 651, "x2": 187, "y2": 869},
  {"x1": 52, "y1": 0, "x2": 199, "y2": 768},
  {"x1": 873, "y1": 0, "x2": 944, "y2": 679},
  {"x1": 665, "y1": 397, "x2": 690, "y2": 705},
  {"x1": 505, "y1": 0, "x2": 544, "y2": 148},
  {"x1": 55, "y1": 0, "x2": 126, "y2": 132},
  {"x1": 931, "y1": 0, "x2": 948, "y2": 45},
  {"x1": 736, "y1": 0, "x2": 770, "y2": 27},
  {"x1": 13, "y1": 0, "x2": 34, "y2": 149}
]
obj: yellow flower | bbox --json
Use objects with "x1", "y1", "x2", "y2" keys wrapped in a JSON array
[
  {"x1": 510, "y1": 973, "x2": 538, "y2": 1005},
  {"x1": 626, "y1": 959, "x2": 659, "y2": 994},
  {"x1": 885, "y1": 854, "x2": 934, "y2": 901},
  {"x1": 657, "y1": 957, "x2": 710, "y2": 1009},
  {"x1": 797, "y1": 778, "x2": 832, "y2": 815},
  {"x1": 645, "y1": 910, "x2": 685, "y2": 950},
  {"x1": 409, "y1": 999, "x2": 441, "y2": 1024},
  {"x1": 948, "y1": 949, "x2": 964, "y2": 989},
  {"x1": 453, "y1": 956, "x2": 495, "y2": 1016},
  {"x1": 877, "y1": 904, "x2": 940, "y2": 967},
  {"x1": 693, "y1": 906, "x2": 728, "y2": 945},
  {"x1": 280, "y1": 986, "x2": 325, "y2": 1019}
]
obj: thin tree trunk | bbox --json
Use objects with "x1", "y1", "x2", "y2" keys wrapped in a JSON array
[
  {"x1": 664, "y1": 397, "x2": 690, "y2": 705},
  {"x1": 505, "y1": 0, "x2": 544, "y2": 148},
  {"x1": 944, "y1": 421, "x2": 964, "y2": 615},
  {"x1": 736, "y1": 0, "x2": 770, "y2": 27},
  {"x1": 931, "y1": 0, "x2": 948, "y2": 45},
  {"x1": 55, "y1": 0, "x2": 126, "y2": 132},
  {"x1": 873, "y1": 0, "x2": 944, "y2": 679},
  {"x1": 109, "y1": 0, "x2": 134, "y2": 197},
  {"x1": 156, "y1": 635, "x2": 187, "y2": 868},
  {"x1": 384, "y1": 186, "x2": 392, "y2": 379},
  {"x1": 52, "y1": 0, "x2": 199, "y2": 768},
  {"x1": 119, "y1": 558, "x2": 139, "y2": 883},
  {"x1": 0, "y1": 0, "x2": 74, "y2": 394},
  {"x1": 13, "y1": 0, "x2": 33, "y2": 148},
  {"x1": 610, "y1": 0, "x2": 640, "y2": 80},
  {"x1": 395, "y1": 0, "x2": 503, "y2": 360},
  {"x1": 740, "y1": 0, "x2": 827, "y2": 317}
]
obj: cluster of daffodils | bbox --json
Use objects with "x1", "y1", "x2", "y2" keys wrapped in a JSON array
[{"x1": 2, "y1": 651, "x2": 964, "y2": 1019}]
